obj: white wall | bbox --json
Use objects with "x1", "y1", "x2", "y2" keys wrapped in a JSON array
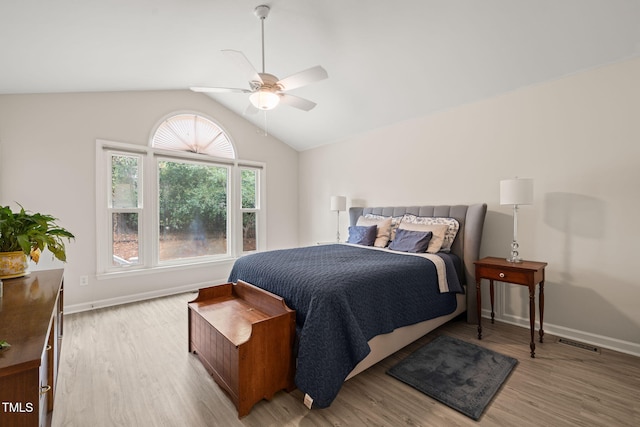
[
  {"x1": 299, "y1": 57, "x2": 640, "y2": 356},
  {"x1": 0, "y1": 90, "x2": 299, "y2": 311}
]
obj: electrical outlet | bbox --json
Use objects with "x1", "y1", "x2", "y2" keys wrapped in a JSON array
[{"x1": 79, "y1": 275, "x2": 89, "y2": 286}]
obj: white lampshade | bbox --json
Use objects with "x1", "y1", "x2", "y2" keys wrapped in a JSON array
[
  {"x1": 330, "y1": 195, "x2": 346, "y2": 211},
  {"x1": 500, "y1": 178, "x2": 533, "y2": 206},
  {"x1": 249, "y1": 90, "x2": 280, "y2": 110}
]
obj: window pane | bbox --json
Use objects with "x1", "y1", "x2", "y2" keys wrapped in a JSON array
[
  {"x1": 242, "y1": 212, "x2": 256, "y2": 252},
  {"x1": 241, "y1": 169, "x2": 257, "y2": 209},
  {"x1": 158, "y1": 160, "x2": 228, "y2": 261},
  {"x1": 111, "y1": 154, "x2": 139, "y2": 208},
  {"x1": 112, "y1": 212, "x2": 139, "y2": 266}
]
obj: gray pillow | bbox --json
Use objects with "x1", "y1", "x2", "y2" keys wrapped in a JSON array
[
  {"x1": 347, "y1": 225, "x2": 377, "y2": 246},
  {"x1": 389, "y1": 229, "x2": 433, "y2": 253}
]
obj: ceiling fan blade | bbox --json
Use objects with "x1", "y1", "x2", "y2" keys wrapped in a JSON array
[
  {"x1": 190, "y1": 86, "x2": 252, "y2": 93},
  {"x1": 244, "y1": 103, "x2": 260, "y2": 115},
  {"x1": 277, "y1": 66, "x2": 328, "y2": 91},
  {"x1": 222, "y1": 49, "x2": 263, "y2": 84},
  {"x1": 279, "y1": 93, "x2": 317, "y2": 111}
]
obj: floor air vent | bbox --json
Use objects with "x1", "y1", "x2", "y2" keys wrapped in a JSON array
[{"x1": 558, "y1": 338, "x2": 600, "y2": 354}]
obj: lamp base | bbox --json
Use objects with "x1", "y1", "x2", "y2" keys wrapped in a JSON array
[{"x1": 506, "y1": 240, "x2": 523, "y2": 263}]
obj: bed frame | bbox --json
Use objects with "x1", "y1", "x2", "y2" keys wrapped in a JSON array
[{"x1": 345, "y1": 204, "x2": 487, "y2": 379}]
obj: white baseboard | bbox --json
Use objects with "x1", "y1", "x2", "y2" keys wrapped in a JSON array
[
  {"x1": 482, "y1": 309, "x2": 640, "y2": 358},
  {"x1": 64, "y1": 277, "x2": 228, "y2": 314}
]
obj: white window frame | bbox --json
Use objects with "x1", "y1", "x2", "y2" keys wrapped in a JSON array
[
  {"x1": 106, "y1": 150, "x2": 145, "y2": 268},
  {"x1": 239, "y1": 166, "x2": 261, "y2": 254},
  {"x1": 96, "y1": 139, "x2": 266, "y2": 277}
]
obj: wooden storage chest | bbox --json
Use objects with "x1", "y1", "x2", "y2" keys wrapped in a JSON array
[{"x1": 188, "y1": 280, "x2": 295, "y2": 417}]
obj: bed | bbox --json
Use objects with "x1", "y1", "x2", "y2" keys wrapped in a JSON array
[{"x1": 228, "y1": 204, "x2": 487, "y2": 408}]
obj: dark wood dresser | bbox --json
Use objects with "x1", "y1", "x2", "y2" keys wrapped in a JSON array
[
  {"x1": 0, "y1": 269, "x2": 64, "y2": 427},
  {"x1": 188, "y1": 280, "x2": 295, "y2": 417}
]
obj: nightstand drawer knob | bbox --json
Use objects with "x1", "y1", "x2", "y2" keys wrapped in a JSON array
[{"x1": 499, "y1": 272, "x2": 505, "y2": 278}]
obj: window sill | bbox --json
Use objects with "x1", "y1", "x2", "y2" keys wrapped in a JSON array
[{"x1": 96, "y1": 256, "x2": 237, "y2": 280}]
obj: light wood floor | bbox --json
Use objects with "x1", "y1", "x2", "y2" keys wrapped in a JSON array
[{"x1": 52, "y1": 292, "x2": 640, "y2": 427}]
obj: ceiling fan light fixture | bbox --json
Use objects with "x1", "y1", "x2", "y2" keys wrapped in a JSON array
[{"x1": 250, "y1": 89, "x2": 280, "y2": 110}]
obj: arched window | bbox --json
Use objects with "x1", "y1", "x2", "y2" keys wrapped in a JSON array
[
  {"x1": 151, "y1": 113, "x2": 236, "y2": 159},
  {"x1": 96, "y1": 113, "x2": 264, "y2": 276}
]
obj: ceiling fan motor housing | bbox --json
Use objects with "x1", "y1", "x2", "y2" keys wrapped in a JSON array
[
  {"x1": 254, "y1": 5, "x2": 270, "y2": 20},
  {"x1": 252, "y1": 73, "x2": 282, "y2": 91}
]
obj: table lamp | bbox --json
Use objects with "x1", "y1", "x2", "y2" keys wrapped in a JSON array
[
  {"x1": 500, "y1": 178, "x2": 533, "y2": 263},
  {"x1": 330, "y1": 196, "x2": 346, "y2": 242}
]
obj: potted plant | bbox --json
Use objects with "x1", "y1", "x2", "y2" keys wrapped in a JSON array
[{"x1": 0, "y1": 204, "x2": 75, "y2": 278}]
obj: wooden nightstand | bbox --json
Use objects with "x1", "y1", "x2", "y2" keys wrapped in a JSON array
[{"x1": 474, "y1": 256, "x2": 548, "y2": 358}]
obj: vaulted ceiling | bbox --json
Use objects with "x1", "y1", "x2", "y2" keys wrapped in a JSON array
[{"x1": 2, "y1": 0, "x2": 639, "y2": 151}]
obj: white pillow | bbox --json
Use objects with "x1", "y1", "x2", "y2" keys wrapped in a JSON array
[
  {"x1": 398, "y1": 222, "x2": 449, "y2": 253},
  {"x1": 400, "y1": 214, "x2": 460, "y2": 252},
  {"x1": 356, "y1": 216, "x2": 392, "y2": 247},
  {"x1": 364, "y1": 214, "x2": 403, "y2": 242}
]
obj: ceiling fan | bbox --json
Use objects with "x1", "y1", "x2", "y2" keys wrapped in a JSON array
[{"x1": 191, "y1": 5, "x2": 328, "y2": 112}]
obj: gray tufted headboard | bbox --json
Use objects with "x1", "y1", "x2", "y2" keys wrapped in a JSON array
[{"x1": 349, "y1": 204, "x2": 487, "y2": 323}]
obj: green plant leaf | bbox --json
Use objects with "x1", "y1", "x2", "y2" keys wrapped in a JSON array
[{"x1": 0, "y1": 205, "x2": 74, "y2": 262}]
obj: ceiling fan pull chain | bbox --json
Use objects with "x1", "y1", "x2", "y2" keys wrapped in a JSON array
[
  {"x1": 263, "y1": 110, "x2": 268, "y2": 136},
  {"x1": 256, "y1": 110, "x2": 268, "y2": 136}
]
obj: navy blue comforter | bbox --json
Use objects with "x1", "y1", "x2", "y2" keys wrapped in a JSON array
[{"x1": 228, "y1": 244, "x2": 462, "y2": 408}]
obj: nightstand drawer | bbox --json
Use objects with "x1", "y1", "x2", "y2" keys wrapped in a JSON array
[{"x1": 476, "y1": 265, "x2": 529, "y2": 285}]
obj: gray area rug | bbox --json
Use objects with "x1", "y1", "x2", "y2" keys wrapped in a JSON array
[{"x1": 387, "y1": 335, "x2": 518, "y2": 420}]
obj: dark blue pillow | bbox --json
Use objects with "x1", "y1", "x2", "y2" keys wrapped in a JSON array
[
  {"x1": 347, "y1": 225, "x2": 377, "y2": 246},
  {"x1": 389, "y1": 229, "x2": 433, "y2": 253}
]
